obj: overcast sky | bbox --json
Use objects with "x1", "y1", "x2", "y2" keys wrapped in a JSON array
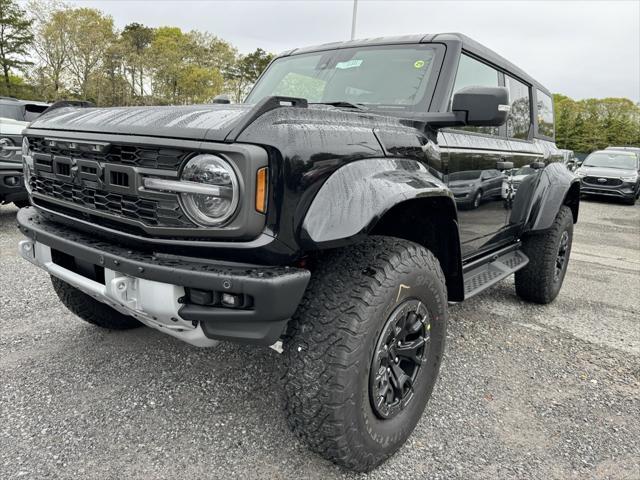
[{"x1": 67, "y1": 0, "x2": 640, "y2": 101}]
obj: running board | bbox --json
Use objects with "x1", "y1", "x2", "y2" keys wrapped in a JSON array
[{"x1": 463, "y1": 249, "x2": 529, "y2": 299}]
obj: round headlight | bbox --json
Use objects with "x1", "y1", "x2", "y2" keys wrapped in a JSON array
[
  {"x1": 22, "y1": 137, "x2": 33, "y2": 194},
  {"x1": 179, "y1": 154, "x2": 239, "y2": 226},
  {"x1": 0, "y1": 137, "x2": 13, "y2": 158}
]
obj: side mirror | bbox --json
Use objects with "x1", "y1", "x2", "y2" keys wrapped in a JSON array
[
  {"x1": 452, "y1": 86, "x2": 510, "y2": 127},
  {"x1": 531, "y1": 161, "x2": 546, "y2": 169},
  {"x1": 496, "y1": 161, "x2": 514, "y2": 171},
  {"x1": 212, "y1": 94, "x2": 231, "y2": 104}
]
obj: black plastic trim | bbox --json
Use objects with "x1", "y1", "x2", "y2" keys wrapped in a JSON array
[{"x1": 17, "y1": 207, "x2": 310, "y2": 345}]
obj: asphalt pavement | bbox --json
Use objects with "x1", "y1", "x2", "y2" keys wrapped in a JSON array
[{"x1": 1, "y1": 198, "x2": 638, "y2": 479}]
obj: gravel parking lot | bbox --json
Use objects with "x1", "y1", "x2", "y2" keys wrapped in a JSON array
[{"x1": 1, "y1": 199, "x2": 638, "y2": 480}]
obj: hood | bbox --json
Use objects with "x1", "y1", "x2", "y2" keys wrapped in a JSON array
[
  {"x1": 578, "y1": 165, "x2": 637, "y2": 178},
  {"x1": 0, "y1": 117, "x2": 29, "y2": 136},
  {"x1": 28, "y1": 104, "x2": 254, "y2": 142}
]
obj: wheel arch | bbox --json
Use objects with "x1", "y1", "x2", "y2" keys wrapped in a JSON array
[
  {"x1": 370, "y1": 197, "x2": 464, "y2": 301},
  {"x1": 300, "y1": 158, "x2": 464, "y2": 300},
  {"x1": 521, "y1": 163, "x2": 581, "y2": 233}
]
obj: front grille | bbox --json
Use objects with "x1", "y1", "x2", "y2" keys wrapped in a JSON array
[
  {"x1": 26, "y1": 135, "x2": 197, "y2": 231},
  {"x1": 28, "y1": 136, "x2": 190, "y2": 170},
  {"x1": 30, "y1": 176, "x2": 193, "y2": 227},
  {"x1": 583, "y1": 176, "x2": 623, "y2": 187}
]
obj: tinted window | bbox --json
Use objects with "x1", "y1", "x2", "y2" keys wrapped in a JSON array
[
  {"x1": 537, "y1": 89, "x2": 554, "y2": 138},
  {"x1": 0, "y1": 104, "x2": 24, "y2": 121},
  {"x1": 506, "y1": 76, "x2": 531, "y2": 140},
  {"x1": 449, "y1": 170, "x2": 481, "y2": 181},
  {"x1": 246, "y1": 45, "x2": 438, "y2": 109},
  {"x1": 452, "y1": 54, "x2": 500, "y2": 136}
]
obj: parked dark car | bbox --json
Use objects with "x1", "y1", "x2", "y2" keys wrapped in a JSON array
[
  {"x1": 0, "y1": 97, "x2": 50, "y2": 207},
  {"x1": 575, "y1": 149, "x2": 640, "y2": 204},
  {"x1": 449, "y1": 168, "x2": 503, "y2": 208},
  {"x1": 17, "y1": 33, "x2": 579, "y2": 472}
]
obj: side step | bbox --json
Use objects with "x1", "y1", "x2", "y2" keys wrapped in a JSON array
[{"x1": 463, "y1": 248, "x2": 529, "y2": 299}]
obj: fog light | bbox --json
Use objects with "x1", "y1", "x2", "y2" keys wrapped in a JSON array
[
  {"x1": 4, "y1": 175, "x2": 19, "y2": 186},
  {"x1": 221, "y1": 292, "x2": 241, "y2": 307}
]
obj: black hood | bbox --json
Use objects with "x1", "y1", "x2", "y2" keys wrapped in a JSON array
[{"x1": 29, "y1": 104, "x2": 254, "y2": 142}]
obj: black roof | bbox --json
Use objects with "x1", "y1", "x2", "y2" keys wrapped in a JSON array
[
  {"x1": 279, "y1": 32, "x2": 551, "y2": 96},
  {"x1": 0, "y1": 96, "x2": 50, "y2": 107}
]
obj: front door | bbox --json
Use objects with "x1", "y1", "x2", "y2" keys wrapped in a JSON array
[{"x1": 441, "y1": 53, "x2": 510, "y2": 258}]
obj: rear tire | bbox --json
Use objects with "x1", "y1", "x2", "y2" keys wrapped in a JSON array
[
  {"x1": 51, "y1": 276, "x2": 142, "y2": 330},
  {"x1": 515, "y1": 206, "x2": 573, "y2": 304},
  {"x1": 282, "y1": 237, "x2": 448, "y2": 472}
]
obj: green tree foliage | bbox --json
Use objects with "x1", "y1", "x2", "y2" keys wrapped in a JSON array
[
  {"x1": 553, "y1": 94, "x2": 640, "y2": 153},
  {"x1": 62, "y1": 7, "x2": 115, "y2": 99},
  {"x1": 121, "y1": 22, "x2": 153, "y2": 99},
  {"x1": 0, "y1": 0, "x2": 33, "y2": 93},
  {"x1": 228, "y1": 48, "x2": 274, "y2": 102}
]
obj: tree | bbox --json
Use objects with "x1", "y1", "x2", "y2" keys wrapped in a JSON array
[
  {"x1": 121, "y1": 22, "x2": 153, "y2": 100},
  {"x1": 228, "y1": 48, "x2": 274, "y2": 102},
  {"x1": 0, "y1": 0, "x2": 34, "y2": 92},
  {"x1": 62, "y1": 7, "x2": 115, "y2": 98},
  {"x1": 147, "y1": 27, "x2": 226, "y2": 104}
]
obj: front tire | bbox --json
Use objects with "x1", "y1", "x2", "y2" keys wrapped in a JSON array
[
  {"x1": 282, "y1": 237, "x2": 448, "y2": 472},
  {"x1": 51, "y1": 276, "x2": 142, "y2": 330},
  {"x1": 471, "y1": 190, "x2": 483, "y2": 209},
  {"x1": 515, "y1": 206, "x2": 574, "y2": 304}
]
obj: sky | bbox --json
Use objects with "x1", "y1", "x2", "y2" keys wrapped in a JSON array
[{"x1": 64, "y1": 0, "x2": 640, "y2": 102}]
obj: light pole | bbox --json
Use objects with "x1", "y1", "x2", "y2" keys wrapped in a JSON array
[{"x1": 351, "y1": 0, "x2": 358, "y2": 40}]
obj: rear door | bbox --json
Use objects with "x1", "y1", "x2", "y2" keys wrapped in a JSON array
[{"x1": 441, "y1": 53, "x2": 510, "y2": 258}]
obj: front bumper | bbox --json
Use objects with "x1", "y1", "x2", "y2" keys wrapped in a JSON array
[
  {"x1": 580, "y1": 180, "x2": 637, "y2": 199},
  {"x1": 0, "y1": 162, "x2": 27, "y2": 204},
  {"x1": 17, "y1": 207, "x2": 310, "y2": 347}
]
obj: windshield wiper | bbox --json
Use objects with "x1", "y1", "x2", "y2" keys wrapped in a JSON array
[{"x1": 310, "y1": 101, "x2": 368, "y2": 110}]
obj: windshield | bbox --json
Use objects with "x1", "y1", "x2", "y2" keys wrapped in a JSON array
[
  {"x1": 449, "y1": 170, "x2": 481, "y2": 181},
  {"x1": 0, "y1": 104, "x2": 24, "y2": 121},
  {"x1": 515, "y1": 166, "x2": 535, "y2": 176},
  {"x1": 245, "y1": 45, "x2": 440, "y2": 110},
  {"x1": 583, "y1": 152, "x2": 638, "y2": 170}
]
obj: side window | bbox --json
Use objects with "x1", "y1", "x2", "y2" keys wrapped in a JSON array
[
  {"x1": 451, "y1": 54, "x2": 500, "y2": 136},
  {"x1": 505, "y1": 76, "x2": 531, "y2": 140},
  {"x1": 536, "y1": 90, "x2": 554, "y2": 138}
]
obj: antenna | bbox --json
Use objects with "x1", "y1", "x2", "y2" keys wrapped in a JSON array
[{"x1": 351, "y1": 0, "x2": 358, "y2": 40}]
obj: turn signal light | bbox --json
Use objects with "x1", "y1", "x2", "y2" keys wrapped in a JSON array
[{"x1": 255, "y1": 167, "x2": 268, "y2": 213}]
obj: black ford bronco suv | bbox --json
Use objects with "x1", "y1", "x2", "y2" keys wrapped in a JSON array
[{"x1": 17, "y1": 33, "x2": 579, "y2": 471}]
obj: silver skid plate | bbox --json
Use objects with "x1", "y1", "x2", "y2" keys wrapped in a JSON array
[{"x1": 19, "y1": 239, "x2": 219, "y2": 348}]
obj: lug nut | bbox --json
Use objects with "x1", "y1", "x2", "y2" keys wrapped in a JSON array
[{"x1": 395, "y1": 357, "x2": 399, "y2": 363}]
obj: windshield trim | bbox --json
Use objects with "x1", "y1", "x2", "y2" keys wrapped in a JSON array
[{"x1": 245, "y1": 43, "x2": 446, "y2": 112}]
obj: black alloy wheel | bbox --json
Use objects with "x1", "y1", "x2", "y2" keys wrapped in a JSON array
[
  {"x1": 554, "y1": 230, "x2": 570, "y2": 283},
  {"x1": 370, "y1": 299, "x2": 429, "y2": 419}
]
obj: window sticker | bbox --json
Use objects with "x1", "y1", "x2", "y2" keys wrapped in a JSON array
[
  {"x1": 414, "y1": 60, "x2": 425, "y2": 69},
  {"x1": 336, "y1": 59, "x2": 363, "y2": 69}
]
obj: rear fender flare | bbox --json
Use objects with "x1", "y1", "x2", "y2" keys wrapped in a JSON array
[{"x1": 521, "y1": 162, "x2": 580, "y2": 232}]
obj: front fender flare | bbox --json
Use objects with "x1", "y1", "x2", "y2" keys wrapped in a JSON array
[{"x1": 301, "y1": 158, "x2": 455, "y2": 246}]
